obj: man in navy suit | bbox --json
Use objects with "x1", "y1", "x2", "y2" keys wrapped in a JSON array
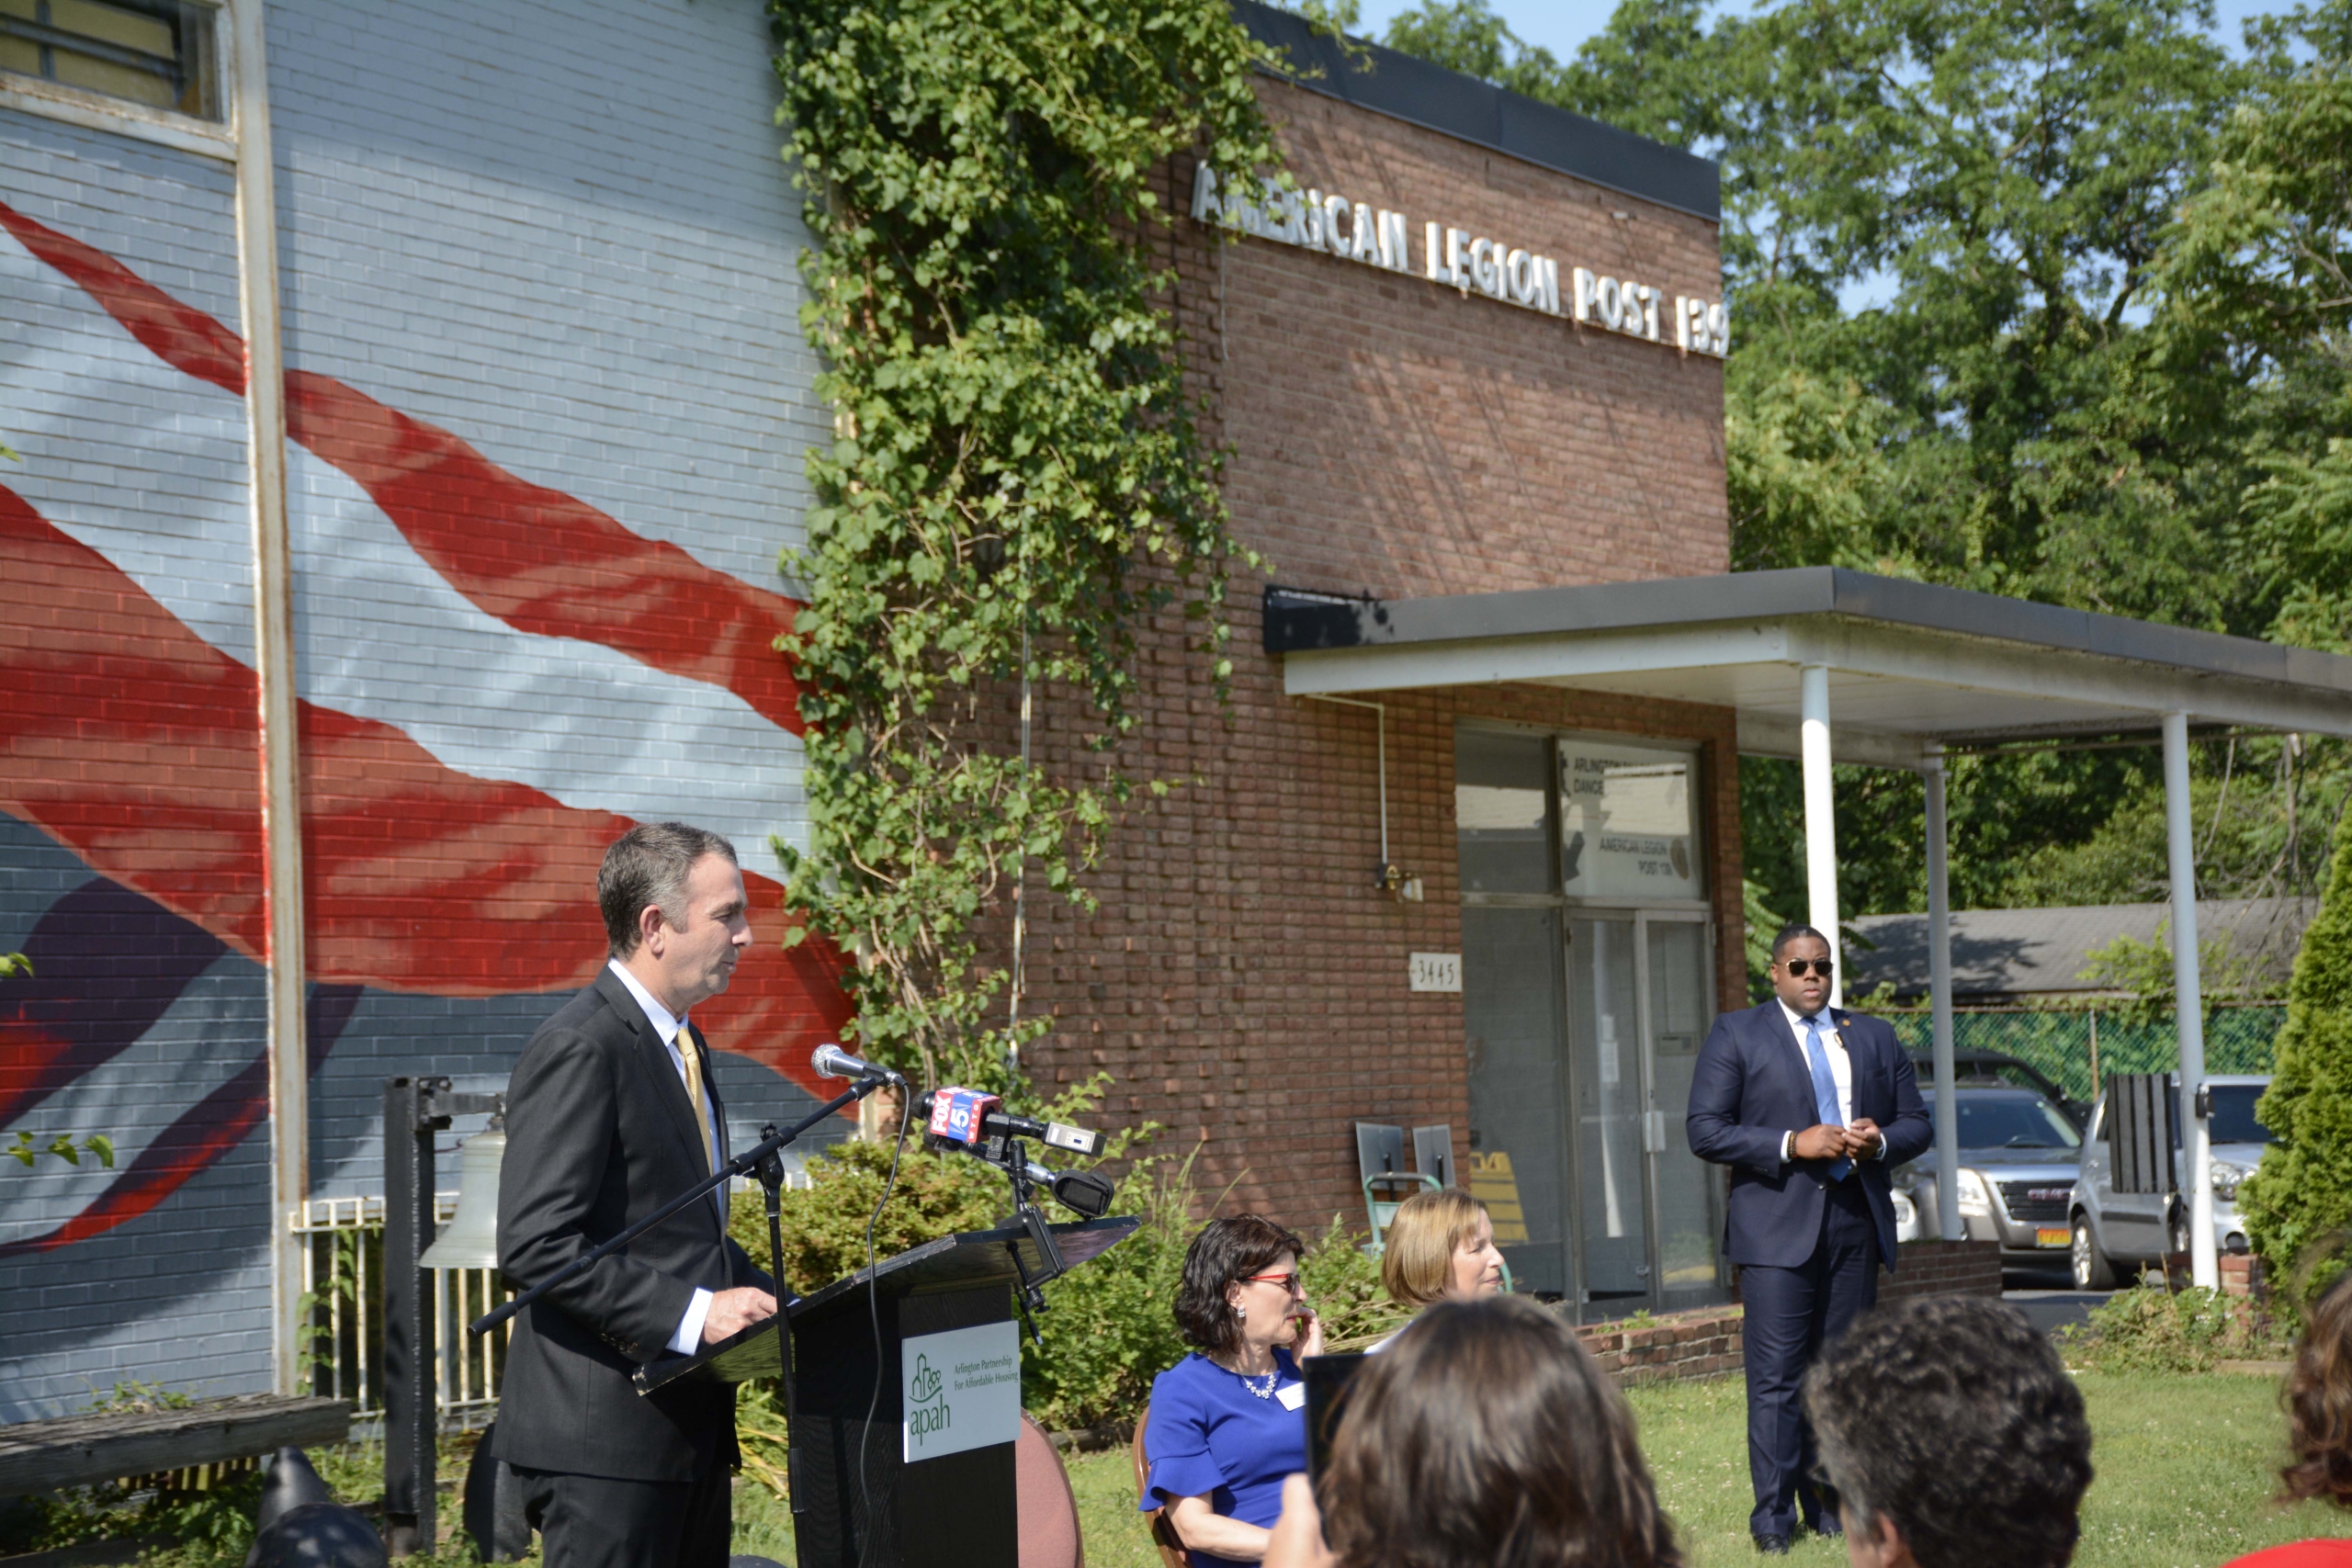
[{"x1": 1686, "y1": 924, "x2": 1932, "y2": 1554}]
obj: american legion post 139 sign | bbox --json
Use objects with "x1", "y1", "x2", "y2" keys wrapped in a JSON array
[{"x1": 1192, "y1": 166, "x2": 1730, "y2": 357}]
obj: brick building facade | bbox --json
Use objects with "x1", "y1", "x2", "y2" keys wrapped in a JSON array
[{"x1": 1014, "y1": 9, "x2": 1744, "y2": 1317}]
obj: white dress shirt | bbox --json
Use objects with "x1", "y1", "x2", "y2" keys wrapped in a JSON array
[
  {"x1": 1774, "y1": 998, "x2": 1883, "y2": 1164},
  {"x1": 607, "y1": 959, "x2": 722, "y2": 1354}
]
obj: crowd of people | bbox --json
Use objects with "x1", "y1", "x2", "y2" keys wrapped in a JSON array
[{"x1": 1136, "y1": 1186, "x2": 2352, "y2": 1568}]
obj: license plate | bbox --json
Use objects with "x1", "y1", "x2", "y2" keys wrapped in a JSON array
[{"x1": 2037, "y1": 1226, "x2": 2070, "y2": 1248}]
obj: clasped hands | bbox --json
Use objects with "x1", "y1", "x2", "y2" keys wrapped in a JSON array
[{"x1": 1793, "y1": 1117, "x2": 1883, "y2": 1162}]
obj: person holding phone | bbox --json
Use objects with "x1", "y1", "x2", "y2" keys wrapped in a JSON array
[{"x1": 1141, "y1": 1215, "x2": 1326, "y2": 1566}]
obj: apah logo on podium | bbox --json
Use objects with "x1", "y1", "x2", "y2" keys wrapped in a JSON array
[
  {"x1": 901, "y1": 1322, "x2": 1021, "y2": 1463},
  {"x1": 907, "y1": 1354, "x2": 948, "y2": 1443}
]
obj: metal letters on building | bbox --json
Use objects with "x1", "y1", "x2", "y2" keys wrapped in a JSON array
[{"x1": 1191, "y1": 164, "x2": 1729, "y2": 357}]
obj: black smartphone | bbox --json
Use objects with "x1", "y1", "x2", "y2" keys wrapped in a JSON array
[{"x1": 1303, "y1": 1351, "x2": 1368, "y2": 1483}]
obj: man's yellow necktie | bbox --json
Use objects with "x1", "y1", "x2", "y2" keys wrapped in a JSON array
[{"x1": 678, "y1": 1022, "x2": 713, "y2": 1175}]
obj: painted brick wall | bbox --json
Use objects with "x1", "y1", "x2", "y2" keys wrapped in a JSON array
[
  {"x1": 0, "y1": 109, "x2": 271, "y2": 1416},
  {"x1": 0, "y1": 0, "x2": 831, "y2": 1416}
]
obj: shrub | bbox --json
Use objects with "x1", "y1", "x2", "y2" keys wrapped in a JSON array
[
  {"x1": 2053, "y1": 1280, "x2": 2288, "y2": 1372},
  {"x1": 2241, "y1": 820, "x2": 2352, "y2": 1306},
  {"x1": 727, "y1": 1134, "x2": 1006, "y2": 1297},
  {"x1": 723, "y1": 1078, "x2": 1400, "y2": 1434},
  {"x1": 1299, "y1": 1217, "x2": 1411, "y2": 1351}
]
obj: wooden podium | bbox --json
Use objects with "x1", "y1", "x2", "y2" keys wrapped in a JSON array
[{"x1": 638, "y1": 1215, "x2": 1136, "y2": 1568}]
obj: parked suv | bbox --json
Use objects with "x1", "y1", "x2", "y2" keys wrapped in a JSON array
[
  {"x1": 1894, "y1": 1083, "x2": 2085, "y2": 1269},
  {"x1": 1909, "y1": 1048, "x2": 2090, "y2": 1129},
  {"x1": 2070, "y1": 1074, "x2": 2275, "y2": 1290}
]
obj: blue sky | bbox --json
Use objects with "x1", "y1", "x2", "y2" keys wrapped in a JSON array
[{"x1": 1351, "y1": 0, "x2": 2286, "y2": 63}]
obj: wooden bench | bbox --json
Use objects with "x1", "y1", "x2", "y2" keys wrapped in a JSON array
[{"x1": 0, "y1": 1395, "x2": 352, "y2": 1495}]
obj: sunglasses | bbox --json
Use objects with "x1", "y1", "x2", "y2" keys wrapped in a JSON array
[
  {"x1": 1243, "y1": 1271, "x2": 1305, "y2": 1295},
  {"x1": 1780, "y1": 958, "x2": 1834, "y2": 977}
]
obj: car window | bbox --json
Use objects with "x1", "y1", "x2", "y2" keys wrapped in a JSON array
[
  {"x1": 1924, "y1": 1092, "x2": 2083, "y2": 1150},
  {"x1": 2207, "y1": 1085, "x2": 2276, "y2": 1145}
]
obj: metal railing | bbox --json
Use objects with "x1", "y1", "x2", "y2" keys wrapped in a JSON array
[{"x1": 292, "y1": 1194, "x2": 512, "y2": 1423}]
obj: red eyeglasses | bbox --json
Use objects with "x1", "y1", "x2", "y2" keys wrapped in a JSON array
[{"x1": 1242, "y1": 1271, "x2": 1305, "y2": 1294}]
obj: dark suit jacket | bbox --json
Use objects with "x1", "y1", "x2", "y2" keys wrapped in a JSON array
[
  {"x1": 488, "y1": 967, "x2": 771, "y2": 1482},
  {"x1": 1684, "y1": 1001, "x2": 1932, "y2": 1269}
]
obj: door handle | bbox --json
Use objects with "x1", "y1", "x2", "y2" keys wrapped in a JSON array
[{"x1": 1644, "y1": 1110, "x2": 1669, "y2": 1154}]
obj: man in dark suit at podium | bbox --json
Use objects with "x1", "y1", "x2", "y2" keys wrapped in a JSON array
[
  {"x1": 490, "y1": 822, "x2": 780, "y2": 1568},
  {"x1": 1685, "y1": 924, "x2": 1931, "y2": 1555}
]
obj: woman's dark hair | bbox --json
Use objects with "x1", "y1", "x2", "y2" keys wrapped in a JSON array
[
  {"x1": 1805, "y1": 1295, "x2": 2090, "y2": 1568},
  {"x1": 2282, "y1": 1269, "x2": 2352, "y2": 1507},
  {"x1": 1317, "y1": 1295, "x2": 1681, "y2": 1568},
  {"x1": 1173, "y1": 1214, "x2": 1305, "y2": 1355}
]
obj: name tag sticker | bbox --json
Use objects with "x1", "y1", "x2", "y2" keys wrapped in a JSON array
[{"x1": 1277, "y1": 1382, "x2": 1306, "y2": 1411}]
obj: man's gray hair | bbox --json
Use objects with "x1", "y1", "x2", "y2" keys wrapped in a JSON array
[{"x1": 599, "y1": 822, "x2": 738, "y2": 958}]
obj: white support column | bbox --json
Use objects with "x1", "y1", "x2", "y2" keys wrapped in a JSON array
[
  {"x1": 1800, "y1": 664, "x2": 1842, "y2": 1008},
  {"x1": 1924, "y1": 745, "x2": 1960, "y2": 1241},
  {"x1": 228, "y1": 0, "x2": 307, "y2": 1393},
  {"x1": 2162, "y1": 712, "x2": 2217, "y2": 1290}
]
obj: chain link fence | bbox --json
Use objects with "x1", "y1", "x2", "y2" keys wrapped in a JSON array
[{"x1": 1881, "y1": 1004, "x2": 2286, "y2": 1102}]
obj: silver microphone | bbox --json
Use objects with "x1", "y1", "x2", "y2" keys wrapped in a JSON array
[{"x1": 810, "y1": 1043, "x2": 903, "y2": 1083}]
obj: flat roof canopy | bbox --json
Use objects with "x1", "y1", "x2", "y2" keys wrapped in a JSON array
[{"x1": 1269, "y1": 568, "x2": 2352, "y2": 768}]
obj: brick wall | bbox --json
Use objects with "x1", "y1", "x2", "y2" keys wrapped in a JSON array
[
  {"x1": 1578, "y1": 1242, "x2": 2006, "y2": 1389},
  {"x1": 1577, "y1": 1304, "x2": 1746, "y2": 1387},
  {"x1": 1199, "y1": 79, "x2": 1727, "y2": 602},
  {"x1": 0, "y1": 108, "x2": 272, "y2": 1415},
  {"x1": 1876, "y1": 1240, "x2": 2005, "y2": 1303},
  {"x1": 1014, "y1": 83, "x2": 1738, "y2": 1237}
]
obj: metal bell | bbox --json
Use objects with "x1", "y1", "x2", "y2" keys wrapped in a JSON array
[{"x1": 419, "y1": 1119, "x2": 503, "y2": 1270}]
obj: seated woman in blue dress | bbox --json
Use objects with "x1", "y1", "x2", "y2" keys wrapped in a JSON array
[{"x1": 1140, "y1": 1214, "x2": 1325, "y2": 1565}]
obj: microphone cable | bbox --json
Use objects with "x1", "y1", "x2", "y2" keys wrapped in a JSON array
[{"x1": 854, "y1": 1090, "x2": 912, "y2": 1546}]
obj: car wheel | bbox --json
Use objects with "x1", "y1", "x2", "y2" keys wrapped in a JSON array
[{"x1": 2071, "y1": 1213, "x2": 2115, "y2": 1291}]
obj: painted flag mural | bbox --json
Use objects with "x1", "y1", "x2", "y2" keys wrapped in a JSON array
[{"x1": 1, "y1": 0, "x2": 834, "y2": 1413}]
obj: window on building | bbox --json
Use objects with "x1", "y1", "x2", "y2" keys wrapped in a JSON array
[{"x1": 0, "y1": 0, "x2": 220, "y2": 120}]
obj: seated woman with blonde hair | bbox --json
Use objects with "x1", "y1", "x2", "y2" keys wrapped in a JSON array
[{"x1": 1369, "y1": 1188, "x2": 1503, "y2": 1348}]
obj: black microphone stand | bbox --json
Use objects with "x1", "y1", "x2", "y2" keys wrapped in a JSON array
[{"x1": 469, "y1": 1073, "x2": 897, "y2": 1338}]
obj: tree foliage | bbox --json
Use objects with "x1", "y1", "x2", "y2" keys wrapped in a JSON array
[
  {"x1": 1375, "y1": 0, "x2": 2352, "y2": 922},
  {"x1": 2238, "y1": 815, "x2": 2352, "y2": 1301},
  {"x1": 770, "y1": 0, "x2": 1288, "y2": 1088}
]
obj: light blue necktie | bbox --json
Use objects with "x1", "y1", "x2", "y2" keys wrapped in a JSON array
[{"x1": 1802, "y1": 1015, "x2": 1852, "y2": 1181}]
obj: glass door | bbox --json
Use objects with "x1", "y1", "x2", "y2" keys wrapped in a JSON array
[
  {"x1": 1568, "y1": 917, "x2": 1648, "y2": 1305},
  {"x1": 1463, "y1": 905, "x2": 1571, "y2": 1297},
  {"x1": 1560, "y1": 911, "x2": 1727, "y2": 1316},
  {"x1": 1644, "y1": 916, "x2": 1725, "y2": 1311},
  {"x1": 1455, "y1": 723, "x2": 1728, "y2": 1319}
]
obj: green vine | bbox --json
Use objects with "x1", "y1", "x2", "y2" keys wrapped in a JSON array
[{"x1": 769, "y1": 0, "x2": 1291, "y2": 1089}]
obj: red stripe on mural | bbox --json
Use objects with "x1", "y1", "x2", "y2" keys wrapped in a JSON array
[
  {"x1": 0, "y1": 484, "x2": 851, "y2": 1096},
  {"x1": 0, "y1": 200, "x2": 808, "y2": 735}
]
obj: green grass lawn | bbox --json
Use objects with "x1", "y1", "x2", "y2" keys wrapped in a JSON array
[
  {"x1": 944, "y1": 1370, "x2": 2347, "y2": 1568},
  {"x1": 20, "y1": 1370, "x2": 2327, "y2": 1566}
]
